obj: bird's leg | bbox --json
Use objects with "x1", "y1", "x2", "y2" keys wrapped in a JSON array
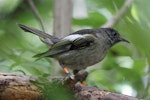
[
  {"x1": 63, "y1": 67, "x2": 70, "y2": 75},
  {"x1": 81, "y1": 81, "x2": 86, "y2": 86},
  {"x1": 73, "y1": 69, "x2": 79, "y2": 75},
  {"x1": 73, "y1": 70, "x2": 87, "y2": 86},
  {"x1": 63, "y1": 67, "x2": 74, "y2": 79}
]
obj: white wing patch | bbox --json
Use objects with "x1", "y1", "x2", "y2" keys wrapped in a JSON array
[{"x1": 63, "y1": 34, "x2": 84, "y2": 41}]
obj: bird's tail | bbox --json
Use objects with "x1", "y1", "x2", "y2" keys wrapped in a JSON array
[
  {"x1": 33, "y1": 51, "x2": 49, "y2": 61},
  {"x1": 18, "y1": 24, "x2": 60, "y2": 45}
]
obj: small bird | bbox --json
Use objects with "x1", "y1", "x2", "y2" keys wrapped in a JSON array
[{"x1": 18, "y1": 24, "x2": 129, "y2": 76}]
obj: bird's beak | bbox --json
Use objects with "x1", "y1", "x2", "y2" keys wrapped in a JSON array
[{"x1": 119, "y1": 37, "x2": 130, "y2": 43}]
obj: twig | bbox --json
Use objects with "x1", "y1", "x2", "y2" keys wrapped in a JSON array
[
  {"x1": 27, "y1": 0, "x2": 45, "y2": 32},
  {"x1": 102, "y1": 0, "x2": 134, "y2": 28}
]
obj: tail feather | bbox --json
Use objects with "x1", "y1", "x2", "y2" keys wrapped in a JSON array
[
  {"x1": 33, "y1": 52, "x2": 45, "y2": 58},
  {"x1": 18, "y1": 24, "x2": 60, "y2": 44},
  {"x1": 33, "y1": 52, "x2": 48, "y2": 61}
]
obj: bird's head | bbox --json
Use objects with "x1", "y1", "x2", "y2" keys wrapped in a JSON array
[{"x1": 102, "y1": 28, "x2": 129, "y2": 46}]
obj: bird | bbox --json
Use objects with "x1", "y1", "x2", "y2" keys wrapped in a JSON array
[{"x1": 18, "y1": 24, "x2": 129, "y2": 77}]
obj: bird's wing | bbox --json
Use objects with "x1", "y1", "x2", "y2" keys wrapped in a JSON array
[
  {"x1": 70, "y1": 34, "x2": 96, "y2": 50},
  {"x1": 34, "y1": 34, "x2": 96, "y2": 58},
  {"x1": 18, "y1": 24, "x2": 60, "y2": 45}
]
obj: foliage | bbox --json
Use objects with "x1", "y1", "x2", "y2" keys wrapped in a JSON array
[
  {"x1": 0, "y1": 0, "x2": 150, "y2": 99},
  {"x1": 31, "y1": 77, "x2": 76, "y2": 100}
]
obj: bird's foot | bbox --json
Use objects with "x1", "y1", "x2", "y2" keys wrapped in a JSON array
[
  {"x1": 64, "y1": 73, "x2": 74, "y2": 80},
  {"x1": 62, "y1": 67, "x2": 88, "y2": 86},
  {"x1": 61, "y1": 73, "x2": 75, "y2": 87},
  {"x1": 63, "y1": 67, "x2": 74, "y2": 80},
  {"x1": 75, "y1": 71, "x2": 88, "y2": 86},
  {"x1": 81, "y1": 81, "x2": 86, "y2": 86}
]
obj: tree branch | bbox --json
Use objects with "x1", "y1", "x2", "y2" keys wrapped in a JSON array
[
  {"x1": 75, "y1": 85, "x2": 141, "y2": 100},
  {"x1": 0, "y1": 73, "x2": 42, "y2": 100},
  {"x1": 0, "y1": 73, "x2": 142, "y2": 100},
  {"x1": 102, "y1": 0, "x2": 134, "y2": 28}
]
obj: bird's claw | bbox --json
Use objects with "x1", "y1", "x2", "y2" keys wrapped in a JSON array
[
  {"x1": 61, "y1": 74, "x2": 75, "y2": 85},
  {"x1": 64, "y1": 73, "x2": 75, "y2": 80}
]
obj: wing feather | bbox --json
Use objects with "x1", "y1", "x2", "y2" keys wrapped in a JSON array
[{"x1": 34, "y1": 34, "x2": 96, "y2": 58}]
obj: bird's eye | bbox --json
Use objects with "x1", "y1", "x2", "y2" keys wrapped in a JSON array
[{"x1": 112, "y1": 32, "x2": 117, "y2": 36}]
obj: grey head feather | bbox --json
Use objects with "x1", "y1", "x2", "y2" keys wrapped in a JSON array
[{"x1": 100, "y1": 28, "x2": 129, "y2": 45}]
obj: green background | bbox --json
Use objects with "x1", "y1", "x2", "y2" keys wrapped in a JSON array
[{"x1": 0, "y1": 0, "x2": 149, "y2": 99}]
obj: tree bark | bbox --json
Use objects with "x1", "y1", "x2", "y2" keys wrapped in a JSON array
[
  {"x1": 75, "y1": 85, "x2": 141, "y2": 100},
  {"x1": 0, "y1": 73, "x2": 41, "y2": 100},
  {"x1": 0, "y1": 73, "x2": 142, "y2": 100}
]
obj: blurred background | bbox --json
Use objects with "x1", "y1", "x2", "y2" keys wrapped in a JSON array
[{"x1": 0, "y1": 0, "x2": 150, "y2": 99}]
